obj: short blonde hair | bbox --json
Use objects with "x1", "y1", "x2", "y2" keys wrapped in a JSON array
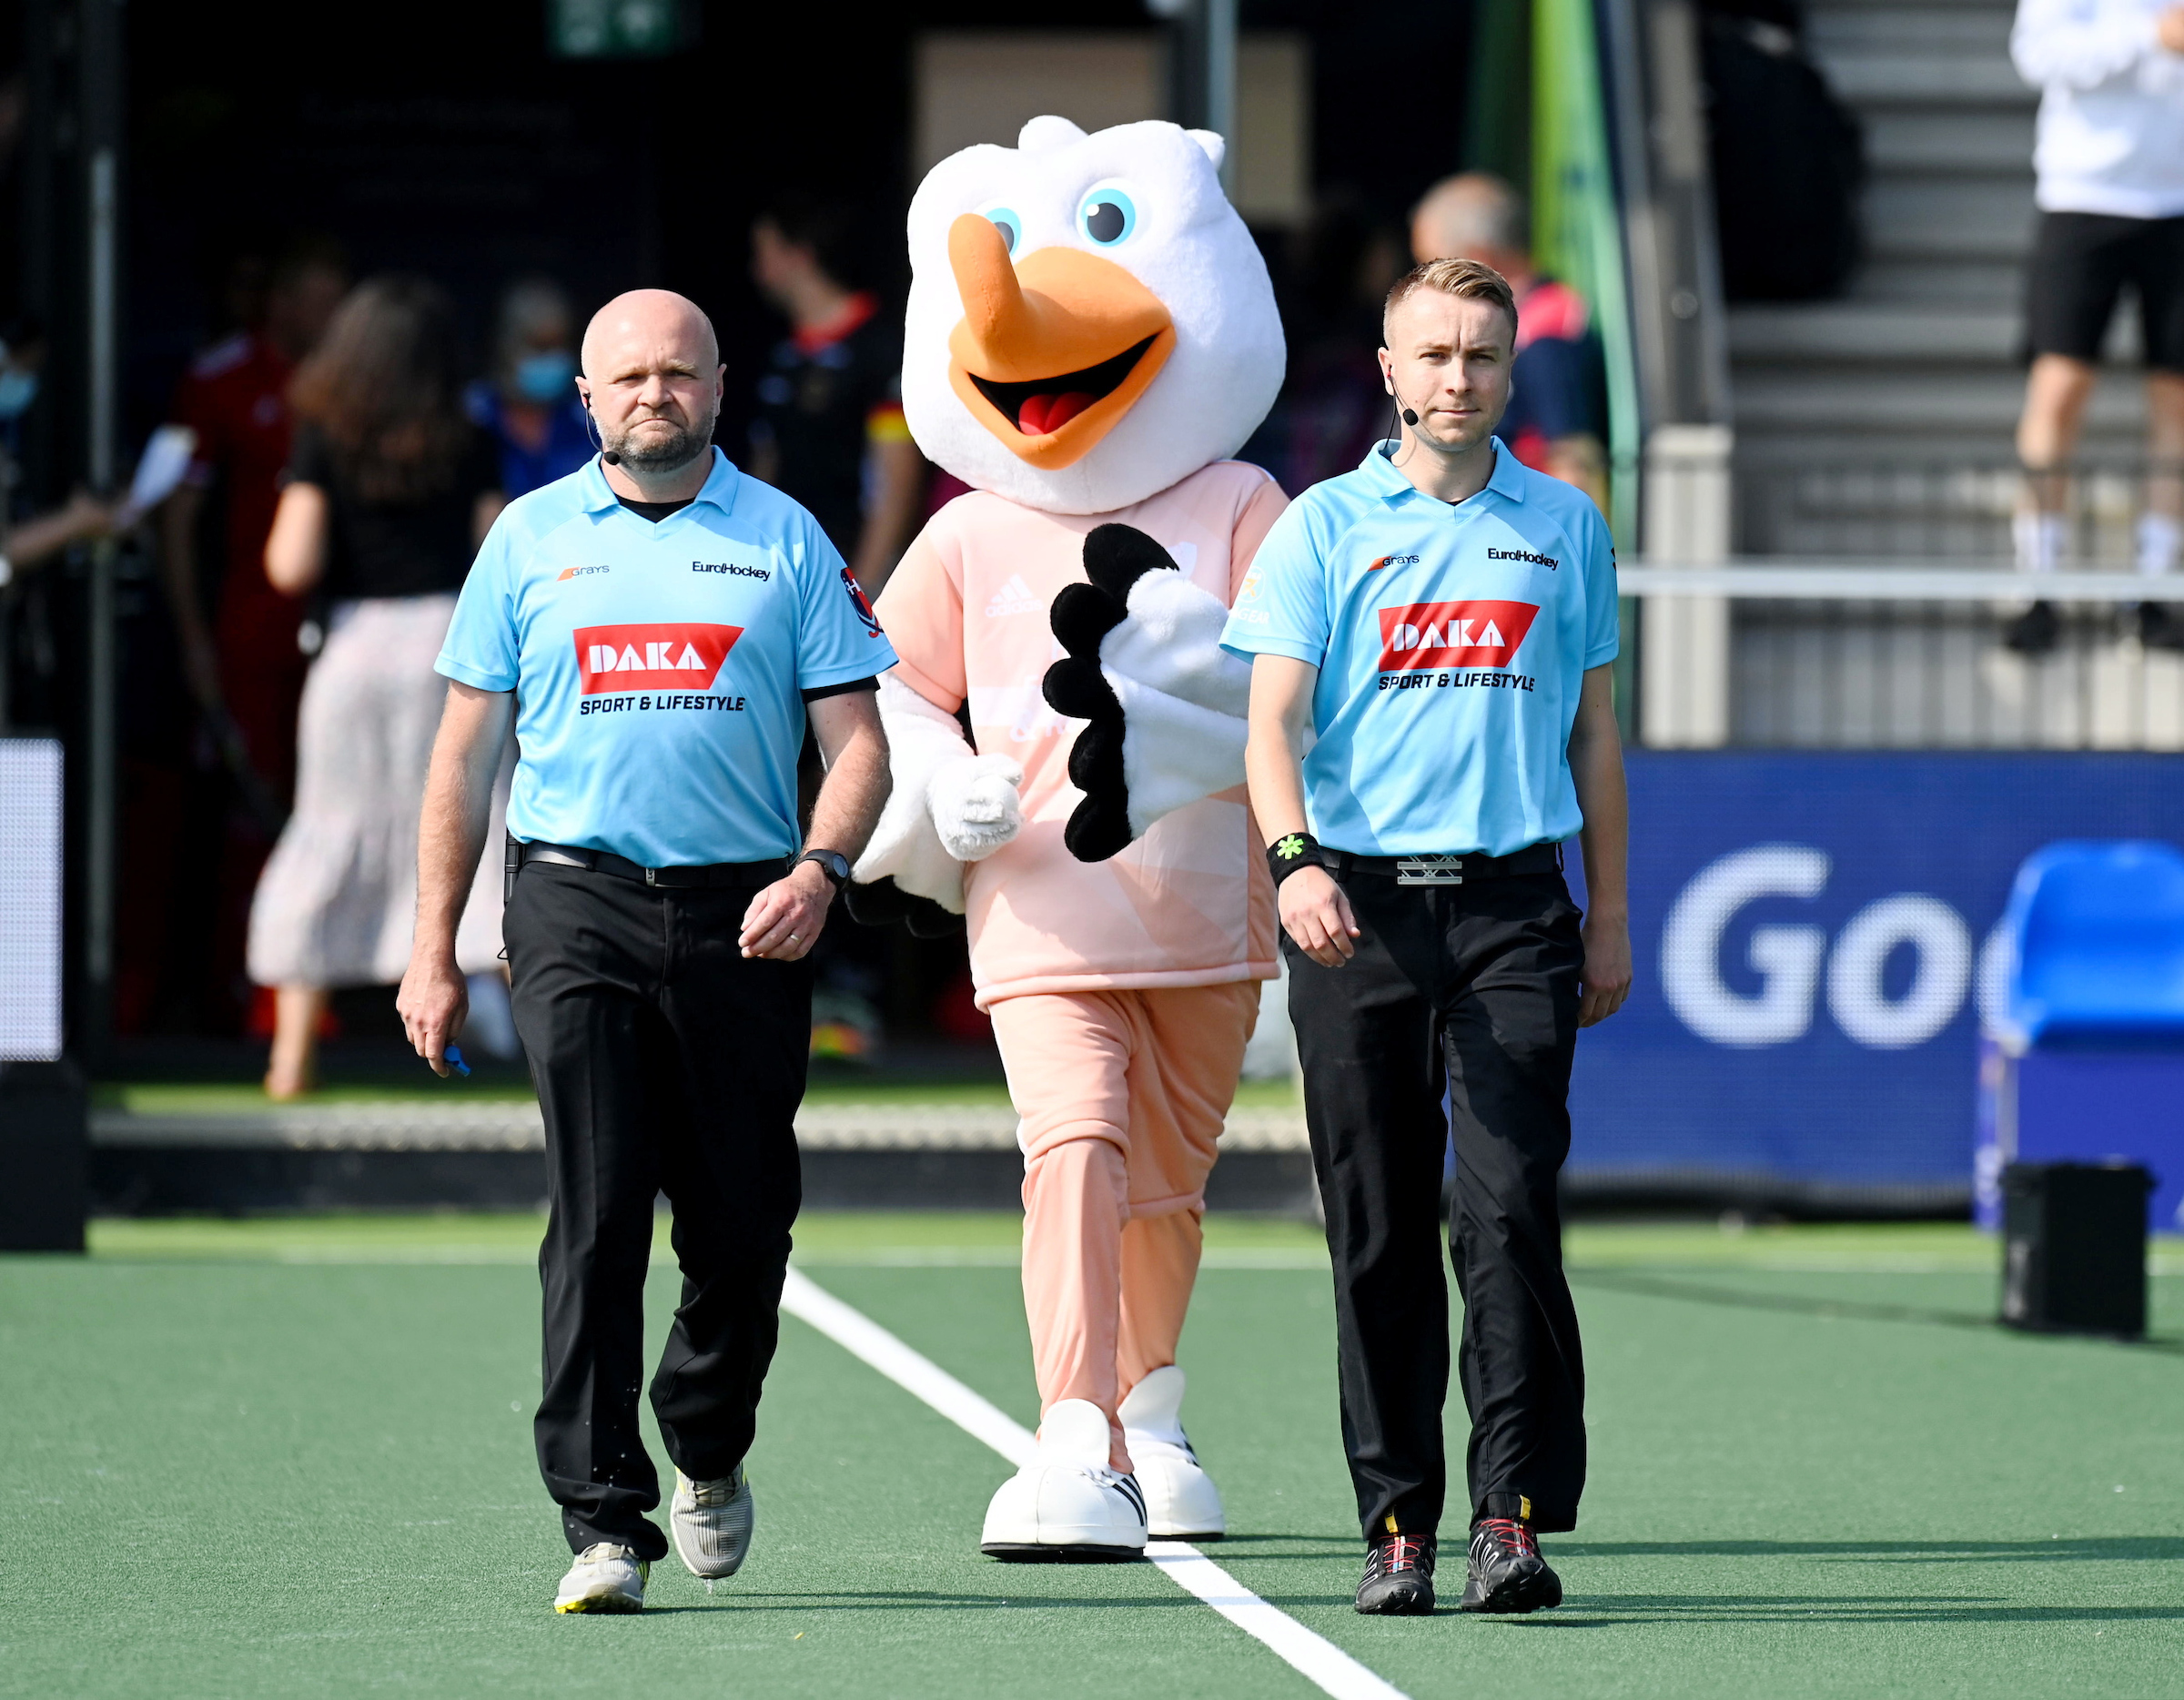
[{"x1": 1382, "y1": 258, "x2": 1519, "y2": 346}]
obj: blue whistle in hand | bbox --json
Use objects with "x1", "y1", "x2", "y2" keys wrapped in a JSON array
[{"x1": 445, "y1": 1046, "x2": 472, "y2": 1078}]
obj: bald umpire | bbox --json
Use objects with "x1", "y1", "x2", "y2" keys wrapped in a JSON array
[{"x1": 398, "y1": 289, "x2": 892, "y2": 1615}]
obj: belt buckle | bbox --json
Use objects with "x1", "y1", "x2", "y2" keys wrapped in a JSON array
[
  {"x1": 643, "y1": 866, "x2": 658, "y2": 886},
  {"x1": 1396, "y1": 855, "x2": 1465, "y2": 886}
]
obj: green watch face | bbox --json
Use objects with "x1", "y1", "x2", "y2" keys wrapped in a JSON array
[{"x1": 1275, "y1": 835, "x2": 1308, "y2": 860}]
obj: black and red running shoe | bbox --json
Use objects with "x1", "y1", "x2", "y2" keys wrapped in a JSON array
[
  {"x1": 1356, "y1": 1530, "x2": 1437, "y2": 1615},
  {"x1": 1458, "y1": 1516, "x2": 1562, "y2": 1614}
]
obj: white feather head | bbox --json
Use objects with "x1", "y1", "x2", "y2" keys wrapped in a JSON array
[{"x1": 903, "y1": 116, "x2": 1284, "y2": 516}]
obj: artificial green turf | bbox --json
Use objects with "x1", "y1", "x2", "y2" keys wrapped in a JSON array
[{"x1": 8, "y1": 1219, "x2": 2184, "y2": 1697}]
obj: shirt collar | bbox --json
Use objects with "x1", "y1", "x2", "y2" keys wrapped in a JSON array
[
  {"x1": 578, "y1": 445, "x2": 742, "y2": 518},
  {"x1": 1359, "y1": 436, "x2": 1523, "y2": 508}
]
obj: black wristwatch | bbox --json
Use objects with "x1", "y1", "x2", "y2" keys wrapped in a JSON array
[{"x1": 796, "y1": 849, "x2": 852, "y2": 895}]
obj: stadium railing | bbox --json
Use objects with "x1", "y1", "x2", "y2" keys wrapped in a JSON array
[{"x1": 1632, "y1": 451, "x2": 2184, "y2": 751}]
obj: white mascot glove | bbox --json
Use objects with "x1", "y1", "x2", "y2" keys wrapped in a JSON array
[
  {"x1": 1041, "y1": 524, "x2": 1252, "y2": 862},
  {"x1": 852, "y1": 673, "x2": 992, "y2": 912},
  {"x1": 927, "y1": 753, "x2": 1025, "y2": 863}
]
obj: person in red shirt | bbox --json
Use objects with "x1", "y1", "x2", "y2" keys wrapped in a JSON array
[
  {"x1": 160, "y1": 240, "x2": 349, "y2": 799},
  {"x1": 1411, "y1": 175, "x2": 1610, "y2": 515},
  {"x1": 157, "y1": 239, "x2": 348, "y2": 1027}
]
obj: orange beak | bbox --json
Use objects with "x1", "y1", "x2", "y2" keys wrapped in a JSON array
[{"x1": 945, "y1": 213, "x2": 1175, "y2": 470}]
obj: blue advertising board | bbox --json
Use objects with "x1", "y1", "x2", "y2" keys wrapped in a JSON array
[{"x1": 1565, "y1": 752, "x2": 2184, "y2": 1196}]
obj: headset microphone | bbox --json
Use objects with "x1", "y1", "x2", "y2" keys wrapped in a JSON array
[
  {"x1": 1400, "y1": 404, "x2": 1420, "y2": 428},
  {"x1": 581, "y1": 400, "x2": 622, "y2": 465}
]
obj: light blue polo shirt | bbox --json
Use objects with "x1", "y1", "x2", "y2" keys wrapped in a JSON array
[
  {"x1": 438, "y1": 449, "x2": 895, "y2": 866},
  {"x1": 1221, "y1": 440, "x2": 1618, "y2": 857}
]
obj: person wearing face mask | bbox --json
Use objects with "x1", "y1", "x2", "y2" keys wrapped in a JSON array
[{"x1": 466, "y1": 278, "x2": 595, "y2": 499}]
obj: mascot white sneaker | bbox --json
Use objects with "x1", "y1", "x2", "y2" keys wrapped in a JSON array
[
  {"x1": 980, "y1": 1399, "x2": 1150, "y2": 1561},
  {"x1": 850, "y1": 116, "x2": 1286, "y2": 1558},
  {"x1": 1118, "y1": 1365, "x2": 1225, "y2": 1539}
]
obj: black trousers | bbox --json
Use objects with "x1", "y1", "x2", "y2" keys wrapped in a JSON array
[
  {"x1": 1287, "y1": 866, "x2": 1587, "y2": 1539},
  {"x1": 503, "y1": 860, "x2": 813, "y2": 1560}
]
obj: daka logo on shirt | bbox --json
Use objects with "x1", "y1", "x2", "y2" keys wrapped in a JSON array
[
  {"x1": 1377, "y1": 600, "x2": 1539, "y2": 671},
  {"x1": 574, "y1": 623, "x2": 741, "y2": 694}
]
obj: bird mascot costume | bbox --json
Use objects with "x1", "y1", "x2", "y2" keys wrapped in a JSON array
[{"x1": 851, "y1": 115, "x2": 1288, "y2": 1558}]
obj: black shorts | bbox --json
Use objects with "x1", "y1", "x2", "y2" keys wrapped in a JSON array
[{"x1": 2024, "y1": 210, "x2": 2184, "y2": 371}]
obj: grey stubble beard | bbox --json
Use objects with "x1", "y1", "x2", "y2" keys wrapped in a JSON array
[{"x1": 603, "y1": 409, "x2": 717, "y2": 474}]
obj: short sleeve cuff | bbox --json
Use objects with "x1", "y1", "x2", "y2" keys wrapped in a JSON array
[
  {"x1": 1221, "y1": 634, "x2": 1325, "y2": 666},
  {"x1": 436, "y1": 654, "x2": 517, "y2": 693},
  {"x1": 1584, "y1": 642, "x2": 1621, "y2": 669},
  {"x1": 800, "y1": 641, "x2": 899, "y2": 694},
  {"x1": 801, "y1": 675, "x2": 879, "y2": 703}
]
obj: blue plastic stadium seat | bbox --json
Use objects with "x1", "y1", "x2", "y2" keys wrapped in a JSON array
[{"x1": 2004, "y1": 841, "x2": 2184, "y2": 1050}]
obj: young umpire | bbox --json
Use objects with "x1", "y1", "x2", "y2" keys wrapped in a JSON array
[
  {"x1": 1224, "y1": 258, "x2": 1632, "y2": 1616},
  {"x1": 398, "y1": 290, "x2": 893, "y2": 1614}
]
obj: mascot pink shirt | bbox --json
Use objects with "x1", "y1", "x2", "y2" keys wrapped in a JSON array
[{"x1": 852, "y1": 115, "x2": 1287, "y2": 1559}]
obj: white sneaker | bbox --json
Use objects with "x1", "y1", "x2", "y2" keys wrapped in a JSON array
[
  {"x1": 553, "y1": 1543, "x2": 648, "y2": 1614},
  {"x1": 1119, "y1": 1365, "x2": 1227, "y2": 1539},
  {"x1": 671, "y1": 1465, "x2": 755, "y2": 1579},
  {"x1": 980, "y1": 1398, "x2": 1149, "y2": 1561}
]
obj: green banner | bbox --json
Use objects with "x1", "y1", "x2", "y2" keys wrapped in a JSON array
[{"x1": 1531, "y1": 0, "x2": 1640, "y2": 551}]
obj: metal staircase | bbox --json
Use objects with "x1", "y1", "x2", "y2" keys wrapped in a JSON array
[{"x1": 1730, "y1": 0, "x2": 2149, "y2": 520}]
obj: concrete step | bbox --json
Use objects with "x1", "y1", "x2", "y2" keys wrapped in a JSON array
[
  {"x1": 1862, "y1": 110, "x2": 2036, "y2": 174},
  {"x1": 1816, "y1": 51, "x2": 2032, "y2": 106},
  {"x1": 1846, "y1": 257, "x2": 2027, "y2": 307},
  {"x1": 1807, "y1": 6, "x2": 2014, "y2": 57},
  {"x1": 1728, "y1": 305, "x2": 2019, "y2": 362},
  {"x1": 1863, "y1": 177, "x2": 2037, "y2": 260},
  {"x1": 1732, "y1": 301, "x2": 2143, "y2": 364},
  {"x1": 1731, "y1": 366, "x2": 2154, "y2": 439}
]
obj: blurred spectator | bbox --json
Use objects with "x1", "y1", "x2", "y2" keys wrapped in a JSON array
[
  {"x1": 0, "y1": 324, "x2": 117, "y2": 727},
  {"x1": 1251, "y1": 200, "x2": 1409, "y2": 494},
  {"x1": 748, "y1": 192, "x2": 925, "y2": 592},
  {"x1": 0, "y1": 327, "x2": 116, "y2": 588},
  {"x1": 154, "y1": 238, "x2": 348, "y2": 1029},
  {"x1": 2006, "y1": 0, "x2": 2184, "y2": 654},
  {"x1": 248, "y1": 277, "x2": 506, "y2": 1098},
  {"x1": 466, "y1": 277, "x2": 593, "y2": 498},
  {"x1": 1410, "y1": 173, "x2": 1610, "y2": 513},
  {"x1": 158, "y1": 236, "x2": 348, "y2": 788}
]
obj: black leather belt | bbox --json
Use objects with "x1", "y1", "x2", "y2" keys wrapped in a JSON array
[
  {"x1": 511, "y1": 837, "x2": 789, "y2": 890},
  {"x1": 1322, "y1": 841, "x2": 1563, "y2": 886}
]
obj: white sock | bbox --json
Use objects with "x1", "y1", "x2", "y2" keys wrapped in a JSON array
[
  {"x1": 2014, "y1": 511, "x2": 2066, "y2": 575},
  {"x1": 2138, "y1": 512, "x2": 2182, "y2": 579}
]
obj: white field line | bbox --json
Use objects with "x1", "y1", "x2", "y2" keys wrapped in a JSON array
[
  {"x1": 777, "y1": 1266, "x2": 1408, "y2": 1700},
  {"x1": 1145, "y1": 1543, "x2": 1406, "y2": 1700}
]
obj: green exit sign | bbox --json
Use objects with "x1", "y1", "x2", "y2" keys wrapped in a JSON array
[{"x1": 548, "y1": 0, "x2": 689, "y2": 58}]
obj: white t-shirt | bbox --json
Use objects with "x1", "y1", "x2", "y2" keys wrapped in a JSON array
[{"x1": 2013, "y1": 0, "x2": 2184, "y2": 218}]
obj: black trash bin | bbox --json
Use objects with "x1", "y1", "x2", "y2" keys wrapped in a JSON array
[
  {"x1": 1999, "y1": 1161, "x2": 2152, "y2": 1339},
  {"x1": 0, "y1": 1058, "x2": 87, "y2": 1252}
]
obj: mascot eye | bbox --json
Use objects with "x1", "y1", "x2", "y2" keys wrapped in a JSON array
[
  {"x1": 1077, "y1": 187, "x2": 1138, "y2": 247},
  {"x1": 981, "y1": 207, "x2": 1023, "y2": 256}
]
